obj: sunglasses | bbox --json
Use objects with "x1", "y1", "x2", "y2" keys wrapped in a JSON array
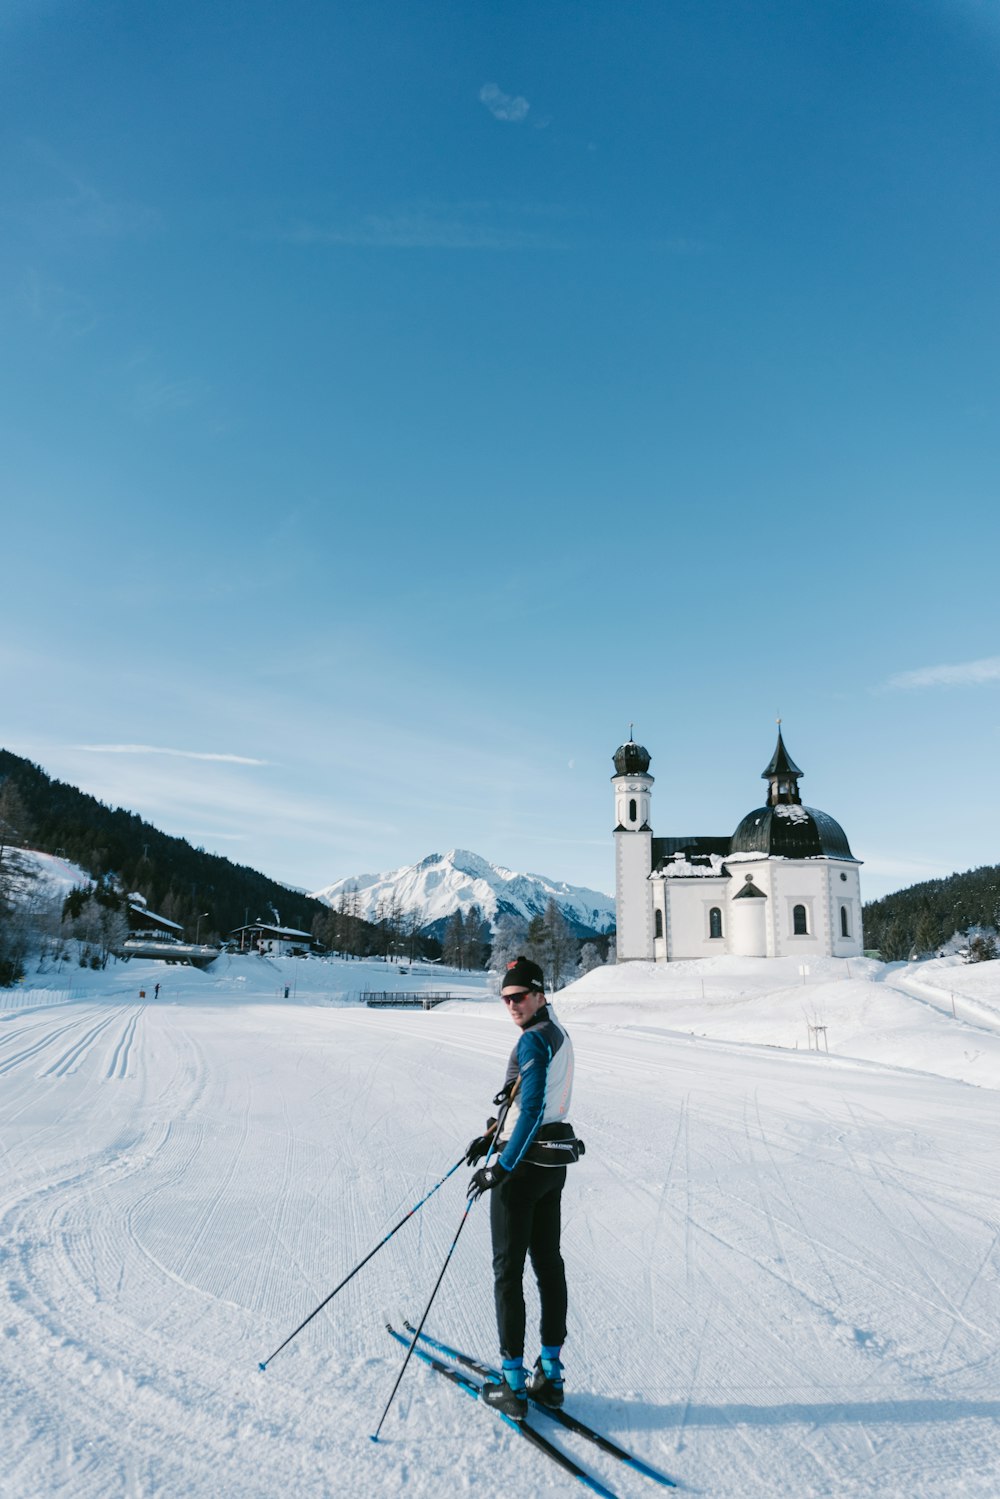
[{"x1": 502, "y1": 989, "x2": 537, "y2": 1005}]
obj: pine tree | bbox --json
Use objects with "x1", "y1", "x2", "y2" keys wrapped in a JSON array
[
  {"x1": 525, "y1": 913, "x2": 547, "y2": 973},
  {"x1": 490, "y1": 913, "x2": 528, "y2": 987},
  {"x1": 443, "y1": 910, "x2": 465, "y2": 968},
  {"x1": 577, "y1": 941, "x2": 604, "y2": 976},
  {"x1": 967, "y1": 932, "x2": 998, "y2": 963},
  {"x1": 464, "y1": 904, "x2": 486, "y2": 970},
  {"x1": 543, "y1": 898, "x2": 577, "y2": 991},
  {"x1": 912, "y1": 906, "x2": 941, "y2": 957}
]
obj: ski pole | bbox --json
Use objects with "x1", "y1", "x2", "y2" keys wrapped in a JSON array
[
  {"x1": 259, "y1": 1154, "x2": 465, "y2": 1370},
  {"x1": 370, "y1": 1080, "x2": 519, "y2": 1440},
  {"x1": 370, "y1": 1190, "x2": 475, "y2": 1441}
]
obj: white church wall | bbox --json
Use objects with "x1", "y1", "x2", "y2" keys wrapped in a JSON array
[
  {"x1": 662, "y1": 879, "x2": 730, "y2": 959},
  {"x1": 615, "y1": 831, "x2": 654, "y2": 960},
  {"x1": 722, "y1": 858, "x2": 775, "y2": 952},
  {"x1": 827, "y1": 864, "x2": 864, "y2": 957},
  {"x1": 729, "y1": 889, "x2": 768, "y2": 957},
  {"x1": 653, "y1": 883, "x2": 667, "y2": 961},
  {"x1": 769, "y1": 861, "x2": 838, "y2": 959}
]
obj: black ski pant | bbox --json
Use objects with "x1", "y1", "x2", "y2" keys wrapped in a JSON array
[{"x1": 490, "y1": 1164, "x2": 567, "y2": 1361}]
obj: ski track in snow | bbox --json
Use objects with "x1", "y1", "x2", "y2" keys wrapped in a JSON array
[{"x1": 0, "y1": 967, "x2": 999, "y2": 1497}]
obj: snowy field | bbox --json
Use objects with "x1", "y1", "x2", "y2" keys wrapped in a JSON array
[{"x1": 1, "y1": 953, "x2": 999, "y2": 1498}]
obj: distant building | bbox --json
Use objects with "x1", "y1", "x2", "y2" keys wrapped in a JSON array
[
  {"x1": 127, "y1": 897, "x2": 184, "y2": 941},
  {"x1": 613, "y1": 728, "x2": 863, "y2": 962},
  {"x1": 229, "y1": 923, "x2": 313, "y2": 957},
  {"x1": 121, "y1": 899, "x2": 216, "y2": 969}
]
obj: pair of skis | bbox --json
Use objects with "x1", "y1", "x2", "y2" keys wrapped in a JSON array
[{"x1": 385, "y1": 1322, "x2": 678, "y2": 1496}]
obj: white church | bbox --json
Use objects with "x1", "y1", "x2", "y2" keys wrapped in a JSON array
[{"x1": 613, "y1": 728, "x2": 863, "y2": 962}]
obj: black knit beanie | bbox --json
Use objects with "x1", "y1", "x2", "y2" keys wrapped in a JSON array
[{"x1": 501, "y1": 955, "x2": 545, "y2": 994}]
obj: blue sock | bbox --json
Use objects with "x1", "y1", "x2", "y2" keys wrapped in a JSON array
[
  {"x1": 539, "y1": 1344, "x2": 563, "y2": 1383},
  {"x1": 502, "y1": 1358, "x2": 526, "y2": 1393}
]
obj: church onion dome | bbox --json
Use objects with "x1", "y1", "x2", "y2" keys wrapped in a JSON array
[
  {"x1": 730, "y1": 804, "x2": 855, "y2": 861},
  {"x1": 613, "y1": 739, "x2": 651, "y2": 776}
]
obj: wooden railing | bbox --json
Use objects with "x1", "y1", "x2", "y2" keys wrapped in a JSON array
[{"x1": 361, "y1": 991, "x2": 453, "y2": 1009}]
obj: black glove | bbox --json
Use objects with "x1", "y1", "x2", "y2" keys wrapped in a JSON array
[
  {"x1": 465, "y1": 1118, "x2": 497, "y2": 1167},
  {"x1": 467, "y1": 1162, "x2": 508, "y2": 1201}
]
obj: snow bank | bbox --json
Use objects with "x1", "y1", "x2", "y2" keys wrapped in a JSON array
[{"x1": 557, "y1": 954, "x2": 1000, "y2": 1090}]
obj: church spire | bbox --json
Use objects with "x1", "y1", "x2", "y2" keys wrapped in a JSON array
[{"x1": 762, "y1": 723, "x2": 804, "y2": 807}]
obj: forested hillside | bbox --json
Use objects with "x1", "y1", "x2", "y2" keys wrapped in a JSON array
[
  {"x1": 0, "y1": 749, "x2": 327, "y2": 944},
  {"x1": 863, "y1": 863, "x2": 1000, "y2": 960}
]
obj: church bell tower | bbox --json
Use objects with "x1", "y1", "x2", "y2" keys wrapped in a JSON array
[{"x1": 612, "y1": 733, "x2": 654, "y2": 961}]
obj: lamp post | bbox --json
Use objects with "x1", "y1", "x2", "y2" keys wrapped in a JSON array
[{"x1": 195, "y1": 911, "x2": 209, "y2": 946}]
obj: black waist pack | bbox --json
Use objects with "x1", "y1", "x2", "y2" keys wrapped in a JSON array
[{"x1": 524, "y1": 1121, "x2": 586, "y2": 1167}]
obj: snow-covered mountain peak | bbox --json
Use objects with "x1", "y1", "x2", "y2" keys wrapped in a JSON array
[{"x1": 310, "y1": 849, "x2": 614, "y2": 938}]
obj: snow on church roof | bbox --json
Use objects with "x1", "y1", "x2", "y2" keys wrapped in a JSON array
[
  {"x1": 653, "y1": 852, "x2": 729, "y2": 879},
  {"x1": 730, "y1": 804, "x2": 855, "y2": 860},
  {"x1": 773, "y1": 804, "x2": 811, "y2": 825}
]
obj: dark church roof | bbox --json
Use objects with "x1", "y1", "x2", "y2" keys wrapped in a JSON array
[
  {"x1": 613, "y1": 739, "x2": 651, "y2": 776},
  {"x1": 652, "y1": 836, "x2": 731, "y2": 868},
  {"x1": 730, "y1": 805, "x2": 855, "y2": 860},
  {"x1": 762, "y1": 727, "x2": 803, "y2": 782}
]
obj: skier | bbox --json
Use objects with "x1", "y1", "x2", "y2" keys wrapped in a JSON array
[{"x1": 466, "y1": 955, "x2": 581, "y2": 1420}]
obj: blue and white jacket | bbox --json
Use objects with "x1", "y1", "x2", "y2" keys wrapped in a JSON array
[{"x1": 497, "y1": 1005, "x2": 575, "y2": 1172}]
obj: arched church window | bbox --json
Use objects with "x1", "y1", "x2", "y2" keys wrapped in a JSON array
[
  {"x1": 629, "y1": 798, "x2": 637, "y2": 822},
  {"x1": 793, "y1": 904, "x2": 808, "y2": 935},
  {"x1": 709, "y1": 907, "x2": 723, "y2": 940},
  {"x1": 655, "y1": 909, "x2": 663, "y2": 939},
  {"x1": 840, "y1": 905, "x2": 850, "y2": 938}
]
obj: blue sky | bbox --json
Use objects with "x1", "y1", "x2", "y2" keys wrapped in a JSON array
[{"x1": 3, "y1": 0, "x2": 999, "y2": 904}]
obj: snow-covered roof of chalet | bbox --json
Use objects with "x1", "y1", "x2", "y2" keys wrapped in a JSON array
[
  {"x1": 612, "y1": 739, "x2": 651, "y2": 776},
  {"x1": 730, "y1": 804, "x2": 856, "y2": 860},
  {"x1": 230, "y1": 922, "x2": 312, "y2": 939},
  {"x1": 128, "y1": 899, "x2": 183, "y2": 932}
]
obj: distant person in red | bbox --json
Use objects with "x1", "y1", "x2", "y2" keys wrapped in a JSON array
[{"x1": 465, "y1": 955, "x2": 581, "y2": 1419}]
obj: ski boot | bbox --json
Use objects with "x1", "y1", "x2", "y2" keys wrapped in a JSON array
[
  {"x1": 481, "y1": 1358, "x2": 528, "y2": 1421},
  {"x1": 527, "y1": 1349, "x2": 564, "y2": 1408}
]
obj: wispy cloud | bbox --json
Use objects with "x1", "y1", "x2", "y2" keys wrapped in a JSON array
[
  {"x1": 21, "y1": 269, "x2": 97, "y2": 338},
  {"x1": 77, "y1": 744, "x2": 270, "y2": 765},
  {"x1": 19, "y1": 141, "x2": 159, "y2": 239},
  {"x1": 279, "y1": 211, "x2": 564, "y2": 251},
  {"x1": 883, "y1": 655, "x2": 1000, "y2": 690},
  {"x1": 130, "y1": 376, "x2": 212, "y2": 419},
  {"x1": 857, "y1": 850, "x2": 953, "y2": 881},
  {"x1": 479, "y1": 82, "x2": 531, "y2": 123}
]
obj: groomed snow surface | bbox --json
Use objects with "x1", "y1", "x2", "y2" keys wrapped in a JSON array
[{"x1": 2, "y1": 952, "x2": 999, "y2": 1498}]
